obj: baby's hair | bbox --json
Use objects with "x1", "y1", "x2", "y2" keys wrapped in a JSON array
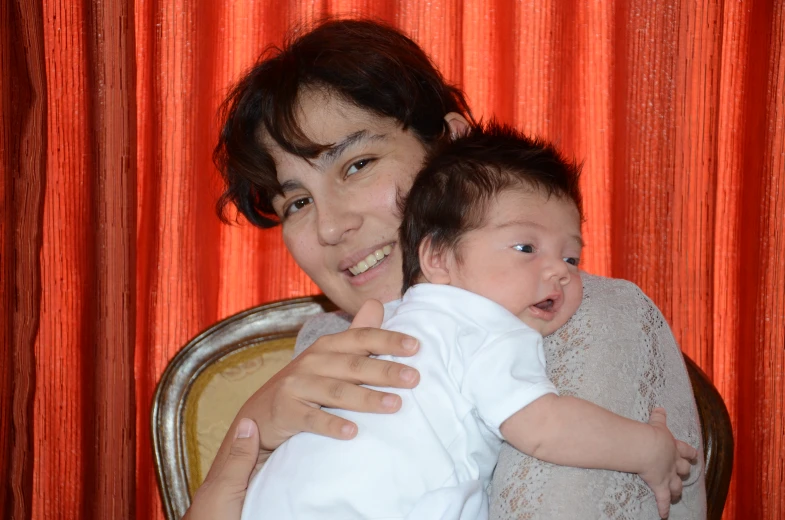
[{"x1": 399, "y1": 120, "x2": 583, "y2": 293}]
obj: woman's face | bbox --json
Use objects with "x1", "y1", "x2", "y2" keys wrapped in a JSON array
[{"x1": 269, "y1": 89, "x2": 429, "y2": 315}]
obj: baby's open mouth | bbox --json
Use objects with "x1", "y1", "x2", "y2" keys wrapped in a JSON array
[
  {"x1": 533, "y1": 299, "x2": 555, "y2": 312},
  {"x1": 348, "y1": 245, "x2": 393, "y2": 276}
]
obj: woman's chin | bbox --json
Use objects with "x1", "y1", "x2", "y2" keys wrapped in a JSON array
[{"x1": 331, "y1": 277, "x2": 403, "y2": 316}]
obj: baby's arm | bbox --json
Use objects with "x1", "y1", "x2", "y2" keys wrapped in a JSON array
[{"x1": 500, "y1": 396, "x2": 697, "y2": 518}]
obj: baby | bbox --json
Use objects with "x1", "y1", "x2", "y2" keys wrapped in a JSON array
[{"x1": 241, "y1": 122, "x2": 696, "y2": 520}]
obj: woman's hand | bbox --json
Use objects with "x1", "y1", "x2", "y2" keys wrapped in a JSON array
[
  {"x1": 183, "y1": 418, "x2": 260, "y2": 520},
  {"x1": 203, "y1": 300, "x2": 420, "y2": 482},
  {"x1": 253, "y1": 299, "x2": 420, "y2": 449}
]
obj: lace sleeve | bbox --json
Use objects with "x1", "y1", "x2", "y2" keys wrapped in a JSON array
[{"x1": 489, "y1": 274, "x2": 706, "y2": 520}]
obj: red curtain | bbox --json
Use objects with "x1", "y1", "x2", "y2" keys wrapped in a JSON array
[{"x1": 2, "y1": 0, "x2": 783, "y2": 518}]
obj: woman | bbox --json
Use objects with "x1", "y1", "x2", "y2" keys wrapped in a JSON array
[{"x1": 192, "y1": 19, "x2": 705, "y2": 519}]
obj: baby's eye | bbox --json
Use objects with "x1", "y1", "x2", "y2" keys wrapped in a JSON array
[
  {"x1": 513, "y1": 244, "x2": 535, "y2": 253},
  {"x1": 346, "y1": 158, "x2": 374, "y2": 176},
  {"x1": 284, "y1": 197, "x2": 313, "y2": 217},
  {"x1": 564, "y1": 257, "x2": 581, "y2": 266}
]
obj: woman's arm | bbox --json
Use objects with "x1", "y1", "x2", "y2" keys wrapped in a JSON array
[
  {"x1": 489, "y1": 274, "x2": 706, "y2": 520},
  {"x1": 200, "y1": 300, "x2": 421, "y2": 486}
]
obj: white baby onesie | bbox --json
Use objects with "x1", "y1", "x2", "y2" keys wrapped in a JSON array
[{"x1": 241, "y1": 284, "x2": 557, "y2": 520}]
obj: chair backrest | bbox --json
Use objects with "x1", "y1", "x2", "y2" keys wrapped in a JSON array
[
  {"x1": 152, "y1": 297, "x2": 734, "y2": 520},
  {"x1": 682, "y1": 354, "x2": 734, "y2": 520},
  {"x1": 151, "y1": 295, "x2": 335, "y2": 520}
]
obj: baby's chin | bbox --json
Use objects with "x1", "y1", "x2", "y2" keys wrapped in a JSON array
[
  {"x1": 540, "y1": 300, "x2": 582, "y2": 336},
  {"x1": 518, "y1": 310, "x2": 573, "y2": 337},
  {"x1": 539, "y1": 316, "x2": 571, "y2": 337}
]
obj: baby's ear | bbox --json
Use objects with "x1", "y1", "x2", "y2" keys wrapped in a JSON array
[{"x1": 418, "y1": 237, "x2": 452, "y2": 285}]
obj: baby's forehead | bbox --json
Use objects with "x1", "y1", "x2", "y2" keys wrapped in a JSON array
[
  {"x1": 469, "y1": 186, "x2": 582, "y2": 238},
  {"x1": 484, "y1": 184, "x2": 580, "y2": 214}
]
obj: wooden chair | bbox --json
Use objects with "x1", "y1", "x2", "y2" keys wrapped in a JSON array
[
  {"x1": 682, "y1": 355, "x2": 734, "y2": 519},
  {"x1": 152, "y1": 296, "x2": 734, "y2": 520}
]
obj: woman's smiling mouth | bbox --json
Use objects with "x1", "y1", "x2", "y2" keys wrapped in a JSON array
[{"x1": 348, "y1": 245, "x2": 393, "y2": 275}]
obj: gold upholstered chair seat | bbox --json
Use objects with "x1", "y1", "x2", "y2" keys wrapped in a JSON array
[{"x1": 183, "y1": 337, "x2": 297, "y2": 492}]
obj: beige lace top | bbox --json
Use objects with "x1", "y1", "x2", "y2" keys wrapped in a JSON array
[{"x1": 294, "y1": 273, "x2": 707, "y2": 519}]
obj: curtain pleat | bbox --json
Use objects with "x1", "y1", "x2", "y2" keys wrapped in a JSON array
[
  {"x1": 2, "y1": 1, "x2": 783, "y2": 519},
  {"x1": 3, "y1": 1, "x2": 48, "y2": 519},
  {"x1": 84, "y1": 0, "x2": 137, "y2": 517},
  {"x1": 736, "y1": 3, "x2": 785, "y2": 514}
]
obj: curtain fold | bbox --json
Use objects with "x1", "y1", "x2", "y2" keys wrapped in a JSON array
[
  {"x1": 2, "y1": 1, "x2": 783, "y2": 519},
  {"x1": 83, "y1": 0, "x2": 137, "y2": 517},
  {"x1": 2, "y1": 1, "x2": 48, "y2": 518}
]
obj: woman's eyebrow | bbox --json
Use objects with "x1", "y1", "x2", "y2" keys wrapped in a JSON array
[
  {"x1": 279, "y1": 179, "x2": 303, "y2": 194},
  {"x1": 318, "y1": 130, "x2": 387, "y2": 167}
]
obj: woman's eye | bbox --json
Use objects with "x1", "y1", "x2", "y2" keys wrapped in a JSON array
[
  {"x1": 564, "y1": 257, "x2": 580, "y2": 266},
  {"x1": 284, "y1": 197, "x2": 313, "y2": 217},
  {"x1": 346, "y1": 158, "x2": 374, "y2": 176},
  {"x1": 514, "y1": 244, "x2": 535, "y2": 253}
]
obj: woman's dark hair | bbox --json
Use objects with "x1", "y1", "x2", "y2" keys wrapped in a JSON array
[
  {"x1": 214, "y1": 18, "x2": 474, "y2": 228},
  {"x1": 399, "y1": 120, "x2": 584, "y2": 293}
]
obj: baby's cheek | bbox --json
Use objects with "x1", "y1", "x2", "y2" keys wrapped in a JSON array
[{"x1": 563, "y1": 274, "x2": 584, "y2": 318}]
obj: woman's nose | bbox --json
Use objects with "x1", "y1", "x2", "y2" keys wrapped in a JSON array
[{"x1": 316, "y1": 198, "x2": 362, "y2": 246}]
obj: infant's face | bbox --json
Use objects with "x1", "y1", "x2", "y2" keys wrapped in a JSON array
[{"x1": 446, "y1": 189, "x2": 583, "y2": 336}]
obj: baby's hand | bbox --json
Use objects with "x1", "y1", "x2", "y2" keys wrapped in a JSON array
[{"x1": 638, "y1": 408, "x2": 698, "y2": 519}]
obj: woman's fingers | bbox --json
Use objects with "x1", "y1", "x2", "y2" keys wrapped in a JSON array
[
  {"x1": 247, "y1": 388, "x2": 359, "y2": 448},
  {"x1": 300, "y1": 351, "x2": 419, "y2": 388},
  {"x1": 339, "y1": 298, "x2": 418, "y2": 357},
  {"x1": 217, "y1": 307, "x2": 421, "y2": 455},
  {"x1": 286, "y1": 400, "x2": 360, "y2": 440},
  {"x1": 291, "y1": 373, "x2": 405, "y2": 413},
  {"x1": 205, "y1": 319, "x2": 422, "y2": 482},
  {"x1": 317, "y1": 326, "x2": 420, "y2": 358},
  {"x1": 255, "y1": 371, "x2": 408, "y2": 447},
  {"x1": 244, "y1": 342, "x2": 418, "y2": 448},
  {"x1": 350, "y1": 299, "x2": 385, "y2": 329}
]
